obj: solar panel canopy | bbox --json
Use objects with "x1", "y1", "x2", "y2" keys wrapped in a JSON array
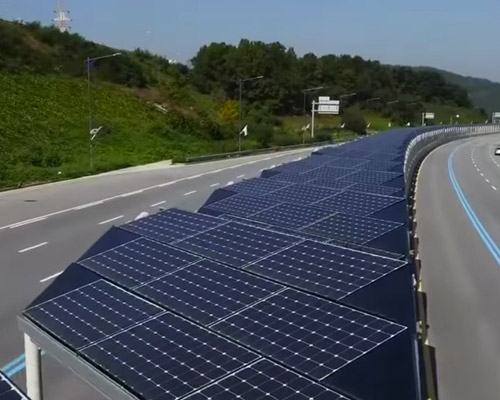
[
  {"x1": 0, "y1": 373, "x2": 29, "y2": 400},
  {"x1": 21, "y1": 127, "x2": 427, "y2": 400}
]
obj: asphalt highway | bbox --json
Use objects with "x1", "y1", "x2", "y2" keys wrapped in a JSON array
[
  {"x1": 417, "y1": 134, "x2": 500, "y2": 400},
  {"x1": 0, "y1": 148, "x2": 318, "y2": 400}
]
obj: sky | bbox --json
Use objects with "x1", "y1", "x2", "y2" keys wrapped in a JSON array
[{"x1": 1, "y1": 0, "x2": 499, "y2": 82}]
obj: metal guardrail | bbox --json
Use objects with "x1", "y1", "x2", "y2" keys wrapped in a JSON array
[{"x1": 185, "y1": 139, "x2": 353, "y2": 164}]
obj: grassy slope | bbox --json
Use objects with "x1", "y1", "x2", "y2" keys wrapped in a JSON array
[{"x1": 0, "y1": 73, "x2": 232, "y2": 187}]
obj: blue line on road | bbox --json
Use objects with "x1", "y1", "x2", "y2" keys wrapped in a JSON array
[
  {"x1": 1, "y1": 354, "x2": 25, "y2": 375},
  {"x1": 448, "y1": 146, "x2": 500, "y2": 266}
]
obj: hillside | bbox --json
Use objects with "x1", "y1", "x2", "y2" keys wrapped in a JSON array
[
  {"x1": 430, "y1": 68, "x2": 500, "y2": 115},
  {"x1": 0, "y1": 18, "x2": 486, "y2": 188}
]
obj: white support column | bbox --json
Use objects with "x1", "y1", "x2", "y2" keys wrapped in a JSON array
[{"x1": 24, "y1": 333, "x2": 43, "y2": 400}]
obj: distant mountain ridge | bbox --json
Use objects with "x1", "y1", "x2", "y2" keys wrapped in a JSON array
[{"x1": 424, "y1": 67, "x2": 500, "y2": 115}]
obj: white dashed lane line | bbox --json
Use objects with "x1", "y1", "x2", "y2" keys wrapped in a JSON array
[
  {"x1": 40, "y1": 271, "x2": 63, "y2": 283},
  {"x1": 18, "y1": 242, "x2": 48, "y2": 254},
  {"x1": 237, "y1": 175, "x2": 246, "y2": 179},
  {"x1": 210, "y1": 183, "x2": 220, "y2": 188},
  {"x1": 98, "y1": 215, "x2": 124, "y2": 225},
  {"x1": 150, "y1": 201, "x2": 166, "y2": 208},
  {"x1": 184, "y1": 191, "x2": 197, "y2": 196}
]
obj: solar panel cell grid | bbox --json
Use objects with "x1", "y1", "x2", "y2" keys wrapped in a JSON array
[
  {"x1": 226, "y1": 178, "x2": 292, "y2": 197},
  {"x1": 265, "y1": 184, "x2": 339, "y2": 205},
  {"x1": 250, "y1": 203, "x2": 334, "y2": 230},
  {"x1": 136, "y1": 259, "x2": 283, "y2": 326},
  {"x1": 314, "y1": 190, "x2": 402, "y2": 216},
  {"x1": 273, "y1": 162, "x2": 321, "y2": 174},
  {"x1": 79, "y1": 238, "x2": 201, "y2": 288},
  {"x1": 337, "y1": 170, "x2": 401, "y2": 185},
  {"x1": 245, "y1": 240, "x2": 406, "y2": 301},
  {"x1": 25, "y1": 280, "x2": 163, "y2": 350},
  {"x1": 185, "y1": 360, "x2": 349, "y2": 400},
  {"x1": 0, "y1": 373, "x2": 29, "y2": 400},
  {"x1": 307, "y1": 178, "x2": 356, "y2": 190},
  {"x1": 203, "y1": 194, "x2": 280, "y2": 217},
  {"x1": 302, "y1": 213, "x2": 402, "y2": 244},
  {"x1": 301, "y1": 166, "x2": 357, "y2": 180},
  {"x1": 326, "y1": 157, "x2": 370, "y2": 168},
  {"x1": 347, "y1": 182, "x2": 403, "y2": 196},
  {"x1": 81, "y1": 313, "x2": 260, "y2": 400},
  {"x1": 123, "y1": 209, "x2": 224, "y2": 244},
  {"x1": 212, "y1": 289, "x2": 406, "y2": 380},
  {"x1": 266, "y1": 172, "x2": 315, "y2": 184},
  {"x1": 174, "y1": 222, "x2": 302, "y2": 268}
]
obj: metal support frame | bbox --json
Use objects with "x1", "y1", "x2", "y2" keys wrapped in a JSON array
[{"x1": 24, "y1": 333, "x2": 43, "y2": 400}]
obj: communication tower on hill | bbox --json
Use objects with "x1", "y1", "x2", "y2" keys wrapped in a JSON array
[{"x1": 53, "y1": 1, "x2": 71, "y2": 33}]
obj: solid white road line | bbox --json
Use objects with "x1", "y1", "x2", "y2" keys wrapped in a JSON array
[
  {"x1": 237, "y1": 175, "x2": 245, "y2": 179},
  {"x1": 157, "y1": 181, "x2": 178, "y2": 188},
  {"x1": 150, "y1": 201, "x2": 166, "y2": 208},
  {"x1": 9, "y1": 216, "x2": 47, "y2": 229},
  {"x1": 184, "y1": 191, "x2": 197, "y2": 196},
  {"x1": 40, "y1": 271, "x2": 63, "y2": 283},
  {"x1": 210, "y1": 183, "x2": 220, "y2": 188},
  {"x1": 74, "y1": 201, "x2": 104, "y2": 210},
  {"x1": 120, "y1": 189, "x2": 144, "y2": 198},
  {"x1": 19, "y1": 242, "x2": 48, "y2": 253},
  {"x1": 98, "y1": 215, "x2": 124, "y2": 225}
]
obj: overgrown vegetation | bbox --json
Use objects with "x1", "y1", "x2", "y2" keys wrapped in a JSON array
[{"x1": 0, "y1": 18, "x2": 488, "y2": 188}]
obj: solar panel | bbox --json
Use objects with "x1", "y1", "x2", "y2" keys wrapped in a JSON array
[
  {"x1": 185, "y1": 360, "x2": 349, "y2": 400},
  {"x1": 347, "y1": 182, "x2": 404, "y2": 197},
  {"x1": 245, "y1": 240, "x2": 406, "y2": 300},
  {"x1": 327, "y1": 239, "x2": 406, "y2": 260},
  {"x1": 25, "y1": 280, "x2": 163, "y2": 350},
  {"x1": 0, "y1": 373, "x2": 29, "y2": 400},
  {"x1": 265, "y1": 184, "x2": 339, "y2": 205},
  {"x1": 307, "y1": 178, "x2": 356, "y2": 190},
  {"x1": 226, "y1": 178, "x2": 292, "y2": 197},
  {"x1": 302, "y1": 213, "x2": 403, "y2": 244},
  {"x1": 359, "y1": 160, "x2": 402, "y2": 172},
  {"x1": 326, "y1": 157, "x2": 370, "y2": 168},
  {"x1": 136, "y1": 259, "x2": 283, "y2": 326},
  {"x1": 81, "y1": 312, "x2": 260, "y2": 400},
  {"x1": 273, "y1": 162, "x2": 322, "y2": 174},
  {"x1": 202, "y1": 194, "x2": 280, "y2": 217},
  {"x1": 301, "y1": 166, "x2": 357, "y2": 180},
  {"x1": 266, "y1": 172, "x2": 315, "y2": 184},
  {"x1": 250, "y1": 203, "x2": 334, "y2": 230},
  {"x1": 79, "y1": 238, "x2": 201, "y2": 288},
  {"x1": 122, "y1": 209, "x2": 225, "y2": 244},
  {"x1": 337, "y1": 170, "x2": 401, "y2": 185},
  {"x1": 212, "y1": 289, "x2": 406, "y2": 380},
  {"x1": 174, "y1": 222, "x2": 302, "y2": 268},
  {"x1": 314, "y1": 191, "x2": 402, "y2": 216}
]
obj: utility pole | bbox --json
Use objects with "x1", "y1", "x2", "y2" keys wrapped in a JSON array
[
  {"x1": 238, "y1": 75, "x2": 263, "y2": 152},
  {"x1": 85, "y1": 52, "x2": 121, "y2": 169}
]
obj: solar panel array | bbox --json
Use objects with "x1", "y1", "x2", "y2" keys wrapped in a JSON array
[
  {"x1": 23, "y1": 128, "x2": 429, "y2": 400},
  {"x1": 0, "y1": 373, "x2": 29, "y2": 400}
]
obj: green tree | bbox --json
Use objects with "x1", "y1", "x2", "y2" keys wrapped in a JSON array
[
  {"x1": 219, "y1": 99, "x2": 239, "y2": 125},
  {"x1": 342, "y1": 109, "x2": 367, "y2": 135}
]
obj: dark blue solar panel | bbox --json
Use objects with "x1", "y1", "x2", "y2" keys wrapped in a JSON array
[
  {"x1": 314, "y1": 191, "x2": 402, "y2": 216},
  {"x1": 265, "y1": 184, "x2": 339, "y2": 205},
  {"x1": 226, "y1": 178, "x2": 292, "y2": 197},
  {"x1": 122, "y1": 209, "x2": 225, "y2": 244},
  {"x1": 302, "y1": 213, "x2": 403, "y2": 244},
  {"x1": 301, "y1": 166, "x2": 358, "y2": 180},
  {"x1": 79, "y1": 238, "x2": 201, "y2": 288},
  {"x1": 325, "y1": 157, "x2": 370, "y2": 168},
  {"x1": 307, "y1": 178, "x2": 356, "y2": 190},
  {"x1": 174, "y1": 222, "x2": 302, "y2": 268},
  {"x1": 359, "y1": 160, "x2": 402, "y2": 172},
  {"x1": 250, "y1": 203, "x2": 334, "y2": 230},
  {"x1": 266, "y1": 172, "x2": 315, "y2": 184},
  {"x1": 202, "y1": 194, "x2": 280, "y2": 217},
  {"x1": 245, "y1": 240, "x2": 406, "y2": 300},
  {"x1": 327, "y1": 239, "x2": 406, "y2": 260},
  {"x1": 212, "y1": 289, "x2": 406, "y2": 380},
  {"x1": 0, "y1": 373, "x2": 28, "y2": 400},
  {"x1": 82, "y1": 313, "x2": 260, "y2": 400},
  {"x1": 136, "y1": 259, "x2": 283, "y2": 325},
  {"x1": 347, "y1": 182, "x2": 404, "y2": 197},
  {"x1": 337, "y1": 170, "x2": 401, "y2": 185},
  {"x1": 273, "y1": 162, "x2": 322, "y2": 174},
  {"x1": 25, "y1": 280, "x2": 163, "y2": 350},
  {"x1": 185, "y1": 360, "x2": 349, "y2": 400}
]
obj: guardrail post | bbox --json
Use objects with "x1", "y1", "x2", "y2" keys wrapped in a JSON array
[{"x1": 25, "y1": 333, "x2": 43, "y2": 400}]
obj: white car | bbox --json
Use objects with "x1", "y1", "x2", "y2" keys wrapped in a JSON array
[{"x1": 495, "y1": 147, "x2": 500, "y2": 156}]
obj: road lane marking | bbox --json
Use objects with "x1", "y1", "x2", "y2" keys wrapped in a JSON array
[
  {"x1": 480, "y1": 173, "x2": 484, "y2": 177},
  {"x1": 486, "y1": 179, "x2": 490, "y2": 183},
  {"x1": 186, "y1": 174, "x2": 202, "y2": 180},
  {"x1": 259, "y1": 168, "x2": 264, "y2": 172},
  {"x1": 74, "y1": 201, "x2": 104, "y2": 210},
  {"x1": 150, "y1": 201, "x2": 166, "y2": 207},
  {"x1": 184, "y1": 190, "x2": 197, "y2": 196},
  {"x1": 226, "y1": 181, "x2": 234, "y2": 186},
  {"x1": 98, "y1": 215, "x2": 123, "y2": 225},
  {"x1": 157, "y1": 181, "x2": 178, "y2": 188},
  {"x1": 9, "y1": 216, "x2": 47, "y2": 229},
  {"x1": 210, "y1": 183, "x2": 220, "y2": 187},
  {"x1": 237, "y1": 175, "x2": 245, "y2": 179},
  {"x1": 40, "y1": 271, "x2": 63, "y2": 283},
  {"x1": 492, "y1": 186, "x2": 497, "y2": 191},
  {"x1": 19, "y1": 242, "x2": 48, "y2": 253},
  {"x1": 120, "y1": 189, "x2": 144, "y2": 198}
]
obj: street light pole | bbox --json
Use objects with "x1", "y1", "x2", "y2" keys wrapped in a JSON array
[
  {"x1": 238, "y1": 75, "x2": 263, "y2": 152},
  {"x1": 86, "y1": 52, "x2": 121, "y2": 169},
  {"x1": 339, "y1": 92, "x2": 357, "y2": 113},
  {"x1": 302, "y1": 86, "x2": 324, "y2": 144}
]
